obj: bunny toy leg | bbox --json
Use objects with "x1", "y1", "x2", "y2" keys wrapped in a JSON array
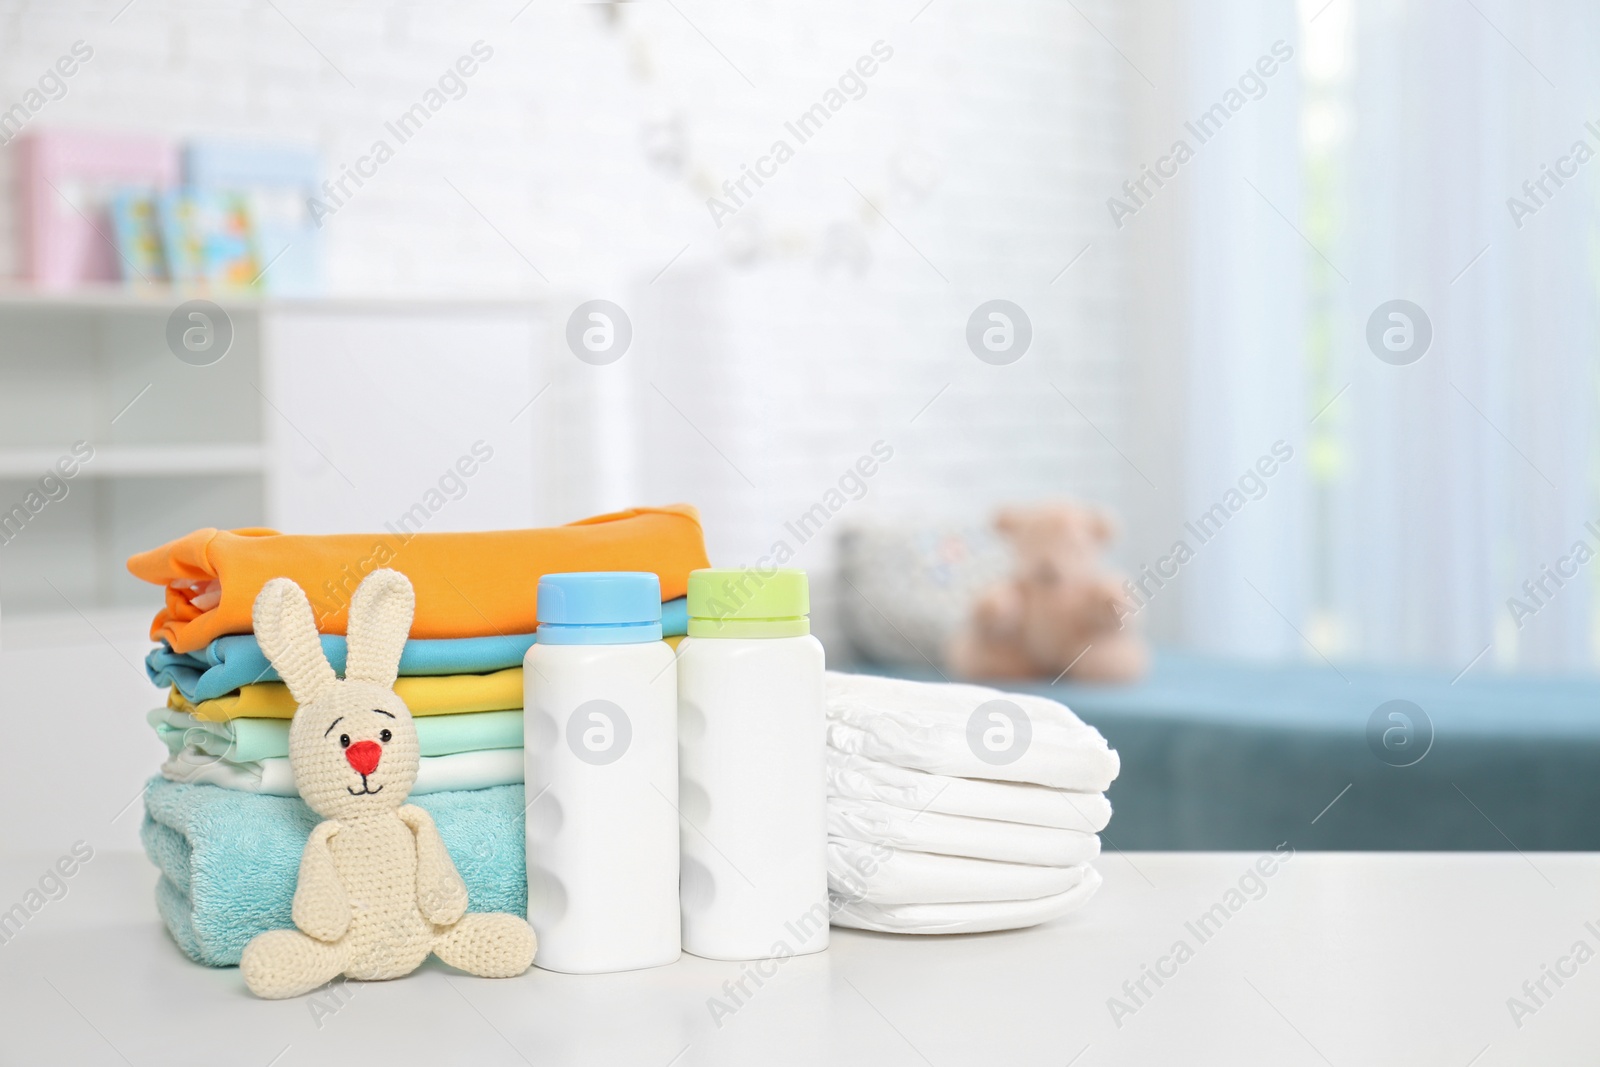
[
  {"x1": 241, "y1": 929, "x2": 349, "y2": 1000},
  {"x1": 432, "y1": 914, "x2": 537, "y2": 978}
]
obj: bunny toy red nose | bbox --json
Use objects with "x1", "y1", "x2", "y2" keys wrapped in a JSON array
[{"x1": 345, "y1": 740, "x2": 383, "y2": 777}]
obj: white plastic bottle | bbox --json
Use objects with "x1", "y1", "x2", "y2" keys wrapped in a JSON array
[
  {"x1": 525, "y1": 571, "x2": 680, "y2": 973},
  {"x1": 676, "y1": 567, "x2": 828, "y2": 960}
]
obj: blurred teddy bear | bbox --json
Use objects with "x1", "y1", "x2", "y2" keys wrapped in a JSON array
[{"x1": 947, "y1": 502, "x2": 1147, "y2": 683}]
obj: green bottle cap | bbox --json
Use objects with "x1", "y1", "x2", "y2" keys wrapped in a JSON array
[{"x1": 686, "y1": 568, "x2": 810, "y2": 638}]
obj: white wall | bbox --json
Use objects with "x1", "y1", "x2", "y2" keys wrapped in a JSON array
[
  {"x1": 0, "y1": 608, "x2": 166, "y2": 854},
  {"x1": 0, "y1": 0, "x2": 1136, "y2": 653}
]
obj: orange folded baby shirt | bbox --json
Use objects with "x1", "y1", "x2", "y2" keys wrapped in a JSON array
[{"x1": 127, "y1": 505, "x2": 711, "y2": 653}]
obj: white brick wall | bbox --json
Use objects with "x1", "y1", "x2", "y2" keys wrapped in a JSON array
[{"x1": 0, "y1": 0, "x2": 1132, "y2": 655}]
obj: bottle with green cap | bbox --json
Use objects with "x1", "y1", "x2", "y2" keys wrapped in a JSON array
[{"x1": 676, "y1": 566, "x2": 827, "y2": 960}]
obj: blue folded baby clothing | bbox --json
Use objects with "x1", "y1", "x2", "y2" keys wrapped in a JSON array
[
  {"x1": 140, "y1": 777, "x2": 527, "y2": 966},
  {"x1": 147, "y1": 632, "x2": 536, "y2": 703},
  {"x1": 146, "y1": 596, "x2": 689, "y2": 701}
]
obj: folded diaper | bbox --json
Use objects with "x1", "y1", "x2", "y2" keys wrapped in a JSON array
[
  {"x1": 829, "y1": 866, "x2": 1103, "y2": 935},
  {"x1": 826, "y1": 671, "x2": 1120, "y2": 791},
  {"x1": 141, "y1": 777, "x2": 527, "y2": 966},
  {"x1": 150, "y1": 707, "x2": 525, "y2": 763},
  {"x1": 825, "y1": 749, "x2": 1112, "y2": 832},
  {"x1": 827, "y1": 796, "x2": 1101, "y2": 867},
  {"x1": 828, "y1": 839, "x2": 1090, "y2": 904},
  {"x1": 160, "y1": 746, "x2": 524, "y2": 796},
  {"x1": 127, "y1": 505, "x2": 710, "y2": 652},
  {"x1": 168, "y1": 666, "x2": 524, "y2": 722},
  {"x1": 820, "y1": 673, "x2": 1120, "y2": 935}
]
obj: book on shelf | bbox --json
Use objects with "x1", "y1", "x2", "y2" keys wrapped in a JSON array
[
  {"x1": 157, "y1": 189, "x2": 260, "y2": 289},
  {"x1": 15, "y1": 129, "x2": 178, "y2": 289},
  {"x1": 184, "y1": 139, "x2": 322, "y2": 296},
  {"x1": 107, "y1": 191, "x2": 168, "y2": 285}
]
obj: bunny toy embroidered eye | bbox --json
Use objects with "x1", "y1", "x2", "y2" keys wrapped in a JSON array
[{"x1": 239, "y1": 568, "x2": 536, "y2": 999}]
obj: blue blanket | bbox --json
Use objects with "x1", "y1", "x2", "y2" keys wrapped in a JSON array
[
  {"x1": 147, "y1": 596, "x2": 690, "y2": 701},
  {"x1": 140, "y1": 777, "x2": 526, "y2": 966},
  {"x1": 863, "y1": 649, "x2": 1600, "y2": 850}
]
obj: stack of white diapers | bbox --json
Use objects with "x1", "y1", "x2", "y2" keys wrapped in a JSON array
[{"x1": 825, "y1": 671, "x2": 1120, "y2": 935}]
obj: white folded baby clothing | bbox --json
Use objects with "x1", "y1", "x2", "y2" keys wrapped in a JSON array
[
  {"x1": 830, "y1": 868, "x2": 1105, "y2": 935},
  {"x1": 824, "y1": 671, "x2": 1118, "y2": 936}
]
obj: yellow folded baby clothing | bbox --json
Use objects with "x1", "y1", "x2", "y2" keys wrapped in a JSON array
[{"x1": 168, "y1": 667, "x2": 525, "y2": 722}]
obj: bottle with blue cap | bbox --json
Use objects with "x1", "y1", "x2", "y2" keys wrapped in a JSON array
[{"x1": 524, "y1": 571, "x2": 679, "y2": 973}]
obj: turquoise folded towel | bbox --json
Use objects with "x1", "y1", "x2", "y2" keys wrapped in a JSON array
[
  {"x1": 140, "y1": 777, "x2": 526, "y2": 967},
  {"x1": 145, "y1": 596, "x2": 689, "y2": 701}
]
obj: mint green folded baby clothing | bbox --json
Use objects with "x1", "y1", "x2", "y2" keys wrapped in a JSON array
[
  {"x1": 141, "y1": 777, "x2": 527, "y2": 966},
  {"x1": 160, "y1": 745, "x2": 523, "y2": 796},
  {"x1": 149, "y1": 706, "x2": 524, "y2": 763}
]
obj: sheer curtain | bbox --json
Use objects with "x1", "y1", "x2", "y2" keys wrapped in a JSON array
[
  {"x1": 1178, "y1": 1, "x2": 1309, "y2": 662},
  {"x1": 1169, "y1": 0, "x2": 1600, "y2": 672}
]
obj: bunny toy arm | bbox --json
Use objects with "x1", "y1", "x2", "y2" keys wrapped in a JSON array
[
  {"x1": 397, "y1": 804, "x2": 469, "y2": 926},
  {"x1": 291, "y1": 820, "x2": 350, "y2": 942}
]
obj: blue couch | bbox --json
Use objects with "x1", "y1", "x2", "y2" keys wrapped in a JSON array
[{"x1": 869, "y1": 651, "x2": 1600, "y2": 850}]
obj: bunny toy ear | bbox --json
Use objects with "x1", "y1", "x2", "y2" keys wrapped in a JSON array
[
  {"x1": 253, "y1": 577, "x2": 337, "y2": 705},
  {"x1": 344, "y1": 568, "x2": 414, "y2": 690}
]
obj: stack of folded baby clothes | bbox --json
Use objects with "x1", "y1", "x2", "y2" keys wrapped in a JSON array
[
  {"x1": 146, "y1": 632, "x2": 532, "y2": 797},
  {"x1": 129, "y1": 507, "x2": 709, "y2": 965},
  {"x1": 824, "y1": 671, "x2": 1119, "y2": 935}
]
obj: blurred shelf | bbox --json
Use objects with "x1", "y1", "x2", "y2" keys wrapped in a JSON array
[
  {"x1": 0, "y1": 283, "x2": 552, "y2": 314},
  {"x1": 0, "y1": 443, "x2": 266, "y2": 477}
]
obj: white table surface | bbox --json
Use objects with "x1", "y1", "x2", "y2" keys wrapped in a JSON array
[{"x1": 1, "y1": 850, "x2": 1595, "y2": 1066}]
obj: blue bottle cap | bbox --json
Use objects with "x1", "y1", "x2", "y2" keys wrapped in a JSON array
[{"x1": 536, "y1": 572, "x2": 663, "y2": 644}]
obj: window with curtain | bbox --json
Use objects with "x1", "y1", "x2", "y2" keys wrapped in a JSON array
[{"x1": 1157, "y1": 0, "x2": 1599, "y2": 673}]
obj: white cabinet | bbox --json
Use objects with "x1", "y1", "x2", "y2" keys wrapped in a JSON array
[{"x1": 0, "y1": 290, "x2": 556, "y2": 615}]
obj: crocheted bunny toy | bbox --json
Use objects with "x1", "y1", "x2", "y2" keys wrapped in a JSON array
[{"x1": 240, "y1": 568, "x2": 535, "y2": 999}]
